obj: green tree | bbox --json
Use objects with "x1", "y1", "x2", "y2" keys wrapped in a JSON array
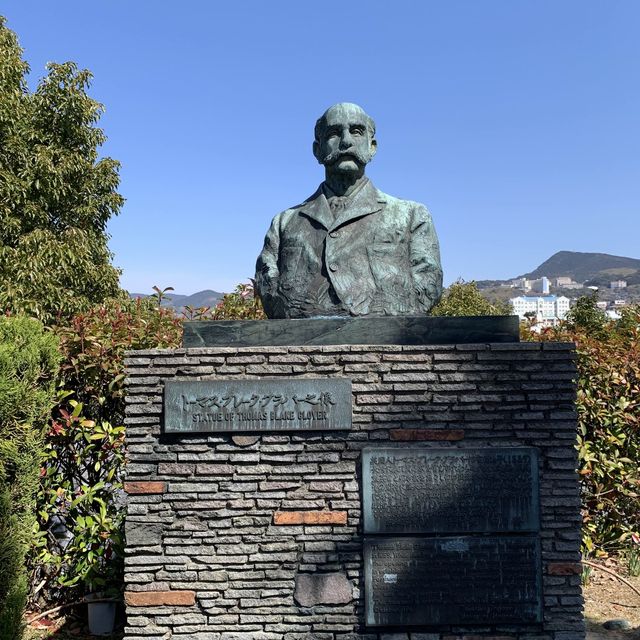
[
  {"x1": 431, "y1": 280, "x2": 512, "y2": 317},
  {"x1": 564, "y1": 290, "x2": 607, "y2": 337},
  {"x1": 0, "y1": 17, "x2": 124, "y2": 324}
]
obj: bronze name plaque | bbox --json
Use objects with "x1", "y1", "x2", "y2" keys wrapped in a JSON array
[{"x1": 163, "y1": 378, "x2": 352, "y2": 433}]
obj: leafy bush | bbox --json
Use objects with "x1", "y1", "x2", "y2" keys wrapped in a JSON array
[
  {"x1": 0, "y1": 316, "x2": 60, "y2": 639},
  {"x1": 431, "y1": 280, "x2": 511, "y2": 317},
  {"x1": 31, "y1": 298, "x2": 181, "y2": 603},
  {"x1": 54, "y1": 296, "x2": 182, "y2": 426},
  {"x1": 183, "y1": 281, "x2": 266, "y2": 320},
  {"x1": 524, "y1": 299, "x2": 640, "y2": 554}
]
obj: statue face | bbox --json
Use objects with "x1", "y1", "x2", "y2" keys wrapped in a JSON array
[{"x1": 314, "y1": 103, "x2": 377, "y2": 173}]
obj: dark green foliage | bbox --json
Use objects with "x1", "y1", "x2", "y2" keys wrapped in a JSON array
[
  {"x1": 0, "y1": 17, "x2": 125, "y2": 324},
  {"x1": 0, "y1": 316, "x2": 60, "y2": 638},
  {"x1": 430, "y1": 280, "x2": 511, "y2": 317},
  {"x1": 0, "y1": 485, "x2": 28, "y2": 640},
  {"x1": 0, "y1": 315, "x2": 61, "y2": 427}
]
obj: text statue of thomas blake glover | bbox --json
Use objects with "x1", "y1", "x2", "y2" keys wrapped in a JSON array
[{"x1": 255, "y1": 102, "x2": 443, "y2": 318}]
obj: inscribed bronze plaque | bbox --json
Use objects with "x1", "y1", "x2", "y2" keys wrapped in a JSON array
[
  {"x1": 364, "y1": 536, "x2": 541, "y2": 626},
  {"x1": 163, "y1": 378, "x2": 351, "y2": 433},
  {"x1": 362, "y1": 448, "x2": 539, "y2": 534}
]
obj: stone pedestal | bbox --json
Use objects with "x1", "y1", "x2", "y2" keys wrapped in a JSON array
[{"x1": 123, "y1": 339, "x2": 583, "y2": 640}]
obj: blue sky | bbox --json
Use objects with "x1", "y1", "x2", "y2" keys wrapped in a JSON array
[{"x1": 3, "y1": 1, "x2": 639, "y2": 294}]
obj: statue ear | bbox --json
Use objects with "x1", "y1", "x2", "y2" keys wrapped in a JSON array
[
  {"x1": 312, "y1": 140, "x2": 322, "y2": 164},
  {"x1": 369, "y1": 138, "x2": 377, "y2": 160}
]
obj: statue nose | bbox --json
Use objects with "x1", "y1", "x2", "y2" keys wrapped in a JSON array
[{"x1": 339, "y1": 133, "x2": 353, "y2": 149}]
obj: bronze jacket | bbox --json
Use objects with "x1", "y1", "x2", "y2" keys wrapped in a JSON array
[{"x1": 255, "y1": 179, "x2": 443, "y2": 318}]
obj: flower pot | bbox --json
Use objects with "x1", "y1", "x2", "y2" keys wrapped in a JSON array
[{"x1": 87, "y1": 600, "x2": 116, "y2": 635}]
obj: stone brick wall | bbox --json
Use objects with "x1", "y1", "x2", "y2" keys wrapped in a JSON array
[{"x1": 124, "y1": 342, "x2": 583, "y2": 640}]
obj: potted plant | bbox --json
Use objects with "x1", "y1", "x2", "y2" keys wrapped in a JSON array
[{"x1": 85, "y1": 559, "x2": 121, "y2": 636}]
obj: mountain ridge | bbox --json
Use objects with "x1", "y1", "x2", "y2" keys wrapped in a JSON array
[
  {"x1": 519, "y1": 251, "x2": 640, "y2": 283},
  {"x1": 475, "y1": 250, "x2": 640, "y2": 289},
  {"x1": 129, "y1": 252, "x2": 640, "y2": 307},
  {"x1": 130, "y1": 289, "x2": 223, "y2": 309}
]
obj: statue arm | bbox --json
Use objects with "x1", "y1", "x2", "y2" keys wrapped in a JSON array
[
  {"x1": 255, "y1": 215, "x2": 282, "y2": 317},
  {"x1": 409, "y1": 205, "x2": 443, "y2": 312}
]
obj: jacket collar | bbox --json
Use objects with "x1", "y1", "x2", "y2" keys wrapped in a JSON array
[{"x1": 299, "y1": 178, "x2": 385, "y2": 230}]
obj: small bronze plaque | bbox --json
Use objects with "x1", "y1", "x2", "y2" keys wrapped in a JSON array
[
  {"x1": 362, "y1": 448, "x2": 539, "y2": 534},
  {"x1": 163, "y1": 378, "x2": 352, "y2": 433},
  {"x1": 364, "y1": 536, "x2": 541, "y2": 626}
]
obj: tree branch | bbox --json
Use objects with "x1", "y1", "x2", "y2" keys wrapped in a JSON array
[{"x1": 583, "y1": 559, "x2": 640, "y2": 599}]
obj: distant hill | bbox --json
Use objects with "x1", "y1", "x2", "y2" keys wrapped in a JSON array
[
  {"x1": 521, "y1": 251, "x2": 640, "y2": 283},
  {"x1": 475, "y1": 251, "x2": 640, "y2": 293},
  {"x1": 130, "y1": 289, "x2": 223, "y2": 310}
]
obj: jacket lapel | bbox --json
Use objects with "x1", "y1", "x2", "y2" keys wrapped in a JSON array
[
  {"x1": 298, "y1": 180, "x2": 386, "y2": 230},
  {"x1": 332, "y1": 179, "x2": 385, "y2": 229},
  {"x1": 299, "y1": 187, "x2": 334, "y2": 230}
]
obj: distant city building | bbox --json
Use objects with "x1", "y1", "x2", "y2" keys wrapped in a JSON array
[
  {"x1": 530, "y1": 277, "x2": 550, "y2": 294},
  {"x1": 511, "y1": 277, "x2": 530, "y2": 290},
  {"x1": 510, "y1": 295, "x2": 571, "y2": 325},
  {"x1": 554, "y1": 276, "x2": 583, "y2": 289},
  {"x1": 596, "y1": 301, "x2": 608, "y2": 310},
  {"x1": 613, "y1": 299, "x2": 627, "y2": 307},
  {"x1": 610, "y1": 280, "x2": 627, "y2": 289},
  {"x1": 511, "y1": 277, "x2": 550, "y2": 293}
]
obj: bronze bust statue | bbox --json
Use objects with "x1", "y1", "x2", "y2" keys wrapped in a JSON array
[{"x1": 255, "y1": 103, "x2": 443, "y2": 318}]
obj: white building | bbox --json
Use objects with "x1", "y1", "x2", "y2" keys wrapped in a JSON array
[
  {"x1": 511, "y1": 277, "x2": 550, "y2": 294},
  {"x1": 510, "y1": 295, "x2": 571, "y2": 325},
  {"x1": 511, "y1": 277, "x2": 530, "y2": 290},
  {"x1": 554, "y1": 276, "x2": 583, "y2": 289},
  {"x1": 530, "y1": 277, "x2": 550, "y2": 294},
  {"x1": 610, "y1": 280, "x2": 627, "y2": 289}
]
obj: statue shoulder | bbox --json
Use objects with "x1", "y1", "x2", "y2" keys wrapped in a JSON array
[
  {"x1": 270, "y1": 206, "x2": 299, "y2": 225},
  {"x1": 375, "y1": 189, "x2": 433, "y2": 218},
  {"x1": 268, "y1": 188, "x2": 322, "y2": 229}
]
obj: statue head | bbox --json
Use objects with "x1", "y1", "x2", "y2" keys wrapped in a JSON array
[{"x1": 313, "y1": 103, "x2": 377, "y2": 176}]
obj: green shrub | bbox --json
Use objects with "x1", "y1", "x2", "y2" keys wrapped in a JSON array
[
  {"x1": 31, "y1": 298, "x2": 181, "y2": 602},
  {"x1": 182, "y1": 281, "x2": 266, "y2": 320},
  {"x1": 431, "y1": 280, "x2": 511, "y2": 317},
  {"x1": 0, "y1": 316, "x2": 60, "y2": 638},
  {"x1": 0, "y1": 485, "x2": 28, "y2": 640},
  {"x1": 627, "y1": 536, "x2": 640, "y2": 577},
  {"x1": 54, "y1": 296, "x2": 182, "y2": 426},
  {"x1": 524, "y1": 299, "x2": 640, "y2": 554}
]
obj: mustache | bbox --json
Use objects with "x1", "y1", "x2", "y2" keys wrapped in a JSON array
[{"x1": 322, "y1": 149, "x2": 369, "y2": 165}]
